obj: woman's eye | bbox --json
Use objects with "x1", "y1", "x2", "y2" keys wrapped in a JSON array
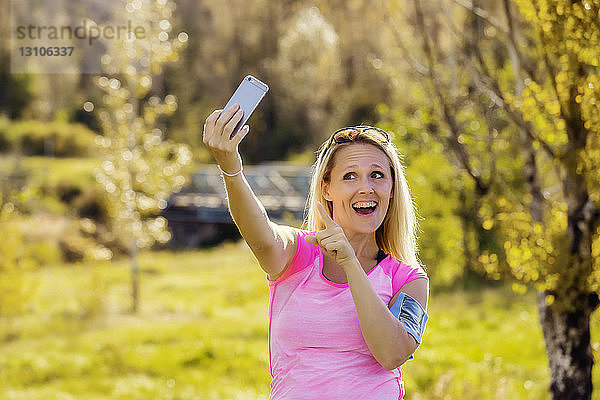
[
  {"x1": 343, "y1": 173, "x2": 355, "y2": 180},
  {"x1": 371, "y1": 171, "x2": 384, "y2": 179}
]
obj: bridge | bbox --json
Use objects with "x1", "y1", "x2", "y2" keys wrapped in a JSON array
[{"x1": 162, "y1": 163, "x2": 312, "y2": 246}]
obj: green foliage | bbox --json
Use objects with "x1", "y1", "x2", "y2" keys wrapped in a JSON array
[
  {"x1": 379, "y1": 113, "x2": 467, "y2": 288},
  {"x1": 0, "y1": 156, "x2": 102, "y2": 216},
  {"x1": 382, "y1": 0, "x2": 600, "y2": 312},
  {"x1": 495, "y1": 0, "x2": 600, "y2": 307},
  {"x1": 2, "y1": 156, "x2": 98, "y2": 189},
  {"x1": 407, "y1": 152, "x2": 466, "y2": 287},
  {"x1": 0, "y1": 116, "x2": 98, "y2": 157},
  {"x1": 0, "y1": 155, "x2": 116, "y2": 263},
  {"x1": 480, "y1": 198, "x2": 571, "y2": 300},
  {"x1": 0, "y1": 116, "x2": 10, "y2": 149},
  {"x1": 0, "y1": 192, "x2": 38, "y2": 318},
  {"x1": 22, "y1": 239, "x2": 63, "y2": 267},
  {"x1": 54, "y1": 218, "x2": 113, "y2": 263},
  {"x1": 0, "y1": 66, "x2": 34, "y2": 118}
]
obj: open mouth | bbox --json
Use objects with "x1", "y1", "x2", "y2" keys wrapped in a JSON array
[{"x1": 352, "y1": 201, "x2": 378, "y2": 215}]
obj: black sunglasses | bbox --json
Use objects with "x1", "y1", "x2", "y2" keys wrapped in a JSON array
[{"x1": 327, "y1": 125, "x2": 390, "y2": 148}]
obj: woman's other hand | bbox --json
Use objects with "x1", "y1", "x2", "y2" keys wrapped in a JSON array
[
  {"x1": 304, "y1": 202, "x2": 359, "y2": 270},
  {"x1": 202, "y1": 104, "x2": 250, "y2": 174}
]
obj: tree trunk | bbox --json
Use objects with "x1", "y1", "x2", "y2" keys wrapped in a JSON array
[
  {"x1": 539, "y1": 184, "x2": 600, "y2": 399},
  {"x1": 538, "y1": 291, "x2": 599, "y2": 399}
]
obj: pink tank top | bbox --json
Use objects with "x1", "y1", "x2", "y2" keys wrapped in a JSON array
[{"x1": 267, "y1": 231, "x2": 428, "y2": 399}]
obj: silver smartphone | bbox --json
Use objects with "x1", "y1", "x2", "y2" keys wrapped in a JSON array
[{"x1": 223, "y1": 75, "x2": 269, "y2": 138}]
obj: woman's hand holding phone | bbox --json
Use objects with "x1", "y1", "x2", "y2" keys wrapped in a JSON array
[
  {"x1": 202, "y1": 104, "x2": 249, "y2": 175},
  {"x1": 203, "y1": 75, "x2": 268, "y2": 174}
]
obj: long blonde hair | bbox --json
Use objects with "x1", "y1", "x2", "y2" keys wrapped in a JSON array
[{"x1": 303, "y1": 127, "x2": 421, "y2": 267}]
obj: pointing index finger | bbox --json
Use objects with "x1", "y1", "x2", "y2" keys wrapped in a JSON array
[{"x1": 317, "y1": 202, "x2": 336, "y2": 228}]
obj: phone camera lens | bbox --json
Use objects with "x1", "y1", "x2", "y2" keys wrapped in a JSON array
[{"x1": 247, "y1": 77, "x2": 251, "y2": 81}]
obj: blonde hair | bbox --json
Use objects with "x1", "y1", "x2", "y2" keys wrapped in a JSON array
[{"x1": 303, "y1": 128, "x2": 421, "y2": 267}]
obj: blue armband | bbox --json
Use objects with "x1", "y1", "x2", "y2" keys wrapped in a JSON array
[{"x1": 389, "y1": 292, "x2": 428, "y2": 345}]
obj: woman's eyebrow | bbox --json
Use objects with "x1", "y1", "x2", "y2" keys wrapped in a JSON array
[{"x1": 341, "y1": 163, "x2": 386, "y2": 170}]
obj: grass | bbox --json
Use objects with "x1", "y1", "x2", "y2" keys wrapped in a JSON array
[
  {"x1": 405, "y1": 289, "x2": 548, "y2": 399},
  {"x1": 3, "y1": 240, "x2": 596, "y2": 399}
]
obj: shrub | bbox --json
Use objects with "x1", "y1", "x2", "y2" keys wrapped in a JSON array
[
  {"x1": 23, "y1": 240, "x2": 63, "y2": 266},
  {"x1": 0, "y1": 202, "x2": 38, "y2": 318},
  {"x1": 0, "y1": 116, "x2": 11, "y2": 151},
  {"x1": 0, "y1": 119, "x2": 98, "y2": 157},
  {"x1": 71, "y1": 187, "x2": 106, "y2": 221}
]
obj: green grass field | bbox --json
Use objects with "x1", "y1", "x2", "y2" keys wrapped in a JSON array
[{"x1": 3, "y1": 241, "x2": 599, "y2": 399}]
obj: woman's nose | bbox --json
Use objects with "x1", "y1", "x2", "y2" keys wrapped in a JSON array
[{"x1": 358, "y1": 179, "x2": 375, "y2": 194}]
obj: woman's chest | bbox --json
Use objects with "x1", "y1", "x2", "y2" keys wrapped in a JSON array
[{"x1": 271, "y1": 267, "x2": 394, "y2": 351}]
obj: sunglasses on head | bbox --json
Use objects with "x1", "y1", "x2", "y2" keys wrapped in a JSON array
[{"x1": 327, "y1": 125, "x2": 390, "y2": 148}]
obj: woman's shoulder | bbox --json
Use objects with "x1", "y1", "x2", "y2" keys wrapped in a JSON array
[
  {"x1": 276, "y1": 226, "x2": 312, "y2": 239},
  {"x1": 267, "y1": 228, "x2": 319, "y2": 283},
  {"x1": 388, "y1": 255, "x2": 426, "y2": 269},
  {"x1": 271, "y1": 226, "x2": 311, "y2": 251},
  {"x1": 380, "y1": 255, "x2": 428, "y2": 288},
  {"x1": 284, "y1": 228, "x2": 322, "y2": 246},
  {"x1": 291, "y1": 229, "x2": 320, "y2": 254}
]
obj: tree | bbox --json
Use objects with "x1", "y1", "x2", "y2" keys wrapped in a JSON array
[
  {"x1": 384, "y1": 0, "x2": 600, "y2": 397},
  {"x1": 94, "y1": 0, "x2": 193, "y2": 312},
  {"x1": 0, "y1": 0, "x2": 33, "y2": 119},
  {"x1": 268, "y1": 6, "x2": 344, "y2": 143}
]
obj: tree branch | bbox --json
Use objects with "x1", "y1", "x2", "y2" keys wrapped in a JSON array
[
  {"x1": 483, "y1": 106, "x2": 497, "y2": 189},
  {"x1": 413, "y1": 0, "x2": 489, "y2": 195},
  {"x1": 531, "y1": 2, "x2": 564, "y2": 116},
  {"x1": 440, "y1": 0, "x2": 561, "y2": 160},
  {"x1": 502, "y1": 0, "x2": 536, "y2": 84},
  {"x1": 453, "y1": 27, "x2": 560, "y2": 159},
  {"x1": 449, "y1": 0, "x2": 508, "y2": 34},
  {"x1": 382, "y1": 5, "x2": 429, "y2": 76}
]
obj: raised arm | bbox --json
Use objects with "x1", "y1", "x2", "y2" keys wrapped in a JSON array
[{"x1": 202, "y1": 105, "x2": 298, "y2": 278}]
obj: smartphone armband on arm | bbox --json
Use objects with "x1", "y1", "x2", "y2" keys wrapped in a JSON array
[{"x1": 389, "y1": 292, "x2": 428, "y2": 345}]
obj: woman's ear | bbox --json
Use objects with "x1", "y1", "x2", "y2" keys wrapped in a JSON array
[{"x1": 322, "y1": 182, "x2": 332, "y2": 201}]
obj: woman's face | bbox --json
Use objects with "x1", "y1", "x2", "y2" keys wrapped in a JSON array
[{"x1": 322, "y1": 143, "x2": 394, "y2": 235}]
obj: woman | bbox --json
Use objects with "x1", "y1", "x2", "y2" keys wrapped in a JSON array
[{"x1": 203, "y1": 104, "x2": 429, "y2": 399}]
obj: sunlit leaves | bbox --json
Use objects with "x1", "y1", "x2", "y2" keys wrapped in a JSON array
[
  {"x1": 519, "y1": 82, "x2": 569, "y2": 147},
  {"x1": 487, "y1": 0, "x2": 600, "y2": 305},
  {"x1": 492, "y1": 199, "x2": 569, "y2": 293}
]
